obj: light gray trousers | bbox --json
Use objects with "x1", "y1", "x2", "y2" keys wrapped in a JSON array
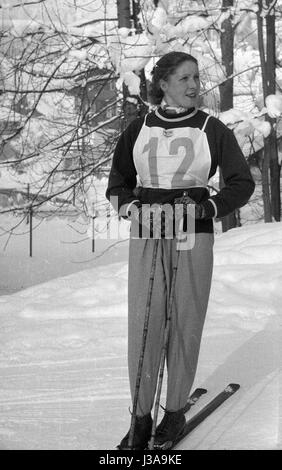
[{"x1": 128, "y1": 234, "x2": 214, "y2": 416}]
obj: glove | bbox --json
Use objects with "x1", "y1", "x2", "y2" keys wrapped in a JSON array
[{"x1": 174, "y1": 193, "x2": 206, "y2": 220}]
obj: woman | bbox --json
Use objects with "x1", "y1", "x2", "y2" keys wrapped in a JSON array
[{"x1": 106, "y1": 51, "x2": 255, "y2": 450}]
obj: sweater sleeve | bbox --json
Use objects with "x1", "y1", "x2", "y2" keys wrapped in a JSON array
[
  {"x1": 105, "y1": 118, "x2": 144, "y2": 214},
  {"x1": 205, "y1": 118, "x2": 255, "y2": 219}
]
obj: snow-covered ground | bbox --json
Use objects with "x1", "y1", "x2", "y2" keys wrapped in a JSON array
[
  {"x1": 0, "y1": 220, "x2": 281, "y2": 450},
  {"x1": 0, "y1": 212, "x2": 129, "y2": 295}
]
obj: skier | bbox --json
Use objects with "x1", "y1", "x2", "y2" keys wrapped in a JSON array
[{"x1": 106, "y1": 51, "x2": 255, "y2": 449}]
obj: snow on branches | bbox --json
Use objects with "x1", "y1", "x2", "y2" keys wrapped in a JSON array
[
  {"x1": 265, "y1": 94, "x2": 282, "y2": 118},
  {"x1": 220, "y1": 108, "x2": 272, "y2": 139}
]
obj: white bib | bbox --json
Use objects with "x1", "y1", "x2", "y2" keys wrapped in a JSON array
[{"x1": 133, "y1": 115, "x2": 211, "y2": 190}]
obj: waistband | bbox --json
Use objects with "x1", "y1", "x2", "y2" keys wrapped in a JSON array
[{"x1": 134, "y1": 186, "x2": 210, "y2": 205}]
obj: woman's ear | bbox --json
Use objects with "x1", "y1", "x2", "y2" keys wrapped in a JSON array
[{"x1": 159, "y1": 79, "x2": 168, "y2": 92}]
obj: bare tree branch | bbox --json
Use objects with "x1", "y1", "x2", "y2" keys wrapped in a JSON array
[{"x1": 0, "y1": 0, "x2": 47, "y2": 9}]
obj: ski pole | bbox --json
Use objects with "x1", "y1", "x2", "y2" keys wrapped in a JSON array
[
  {"x1": 148, "y1": 249, "x2": 180, "y2": 450},
  {"x1": 128, "y1": 238, "x2": 159, "y2": 449}
]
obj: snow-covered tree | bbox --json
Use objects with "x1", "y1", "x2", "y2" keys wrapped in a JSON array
[
  {"x1": 0, "y1": 0, "x2": 120, "y2": 222},
  {"x1": 256, "y1": 0, "x2": 281, "y2": 222}
]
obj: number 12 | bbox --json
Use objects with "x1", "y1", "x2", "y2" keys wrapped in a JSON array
[{"x1": 142, "y1": 136, "x2": 195, "y2": 187}]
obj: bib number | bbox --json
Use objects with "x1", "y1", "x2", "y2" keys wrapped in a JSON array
[{"x1": 142, "y1": 136, "x2": 195, "y2": 187}]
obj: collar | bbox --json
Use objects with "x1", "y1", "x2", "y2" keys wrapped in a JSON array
[
  {"x1": 160, "y1": 99, "x2": 188, "y2": 115},
  {"x1": 156, "y1": 106, "x2": 198, "y2": 122}
]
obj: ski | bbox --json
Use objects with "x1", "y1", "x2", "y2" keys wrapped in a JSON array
[{"x1": 157, "y1": 383, "x2": 240, "y2": 450}]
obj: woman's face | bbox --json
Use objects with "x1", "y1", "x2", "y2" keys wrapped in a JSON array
[{"x1": 160, "y1": 60, "x2": 200, "y2": 109}]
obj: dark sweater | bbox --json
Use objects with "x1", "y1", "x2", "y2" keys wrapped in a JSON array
[{"x1": 106, "y1": 107, "x2": 255, "y2": 233}]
